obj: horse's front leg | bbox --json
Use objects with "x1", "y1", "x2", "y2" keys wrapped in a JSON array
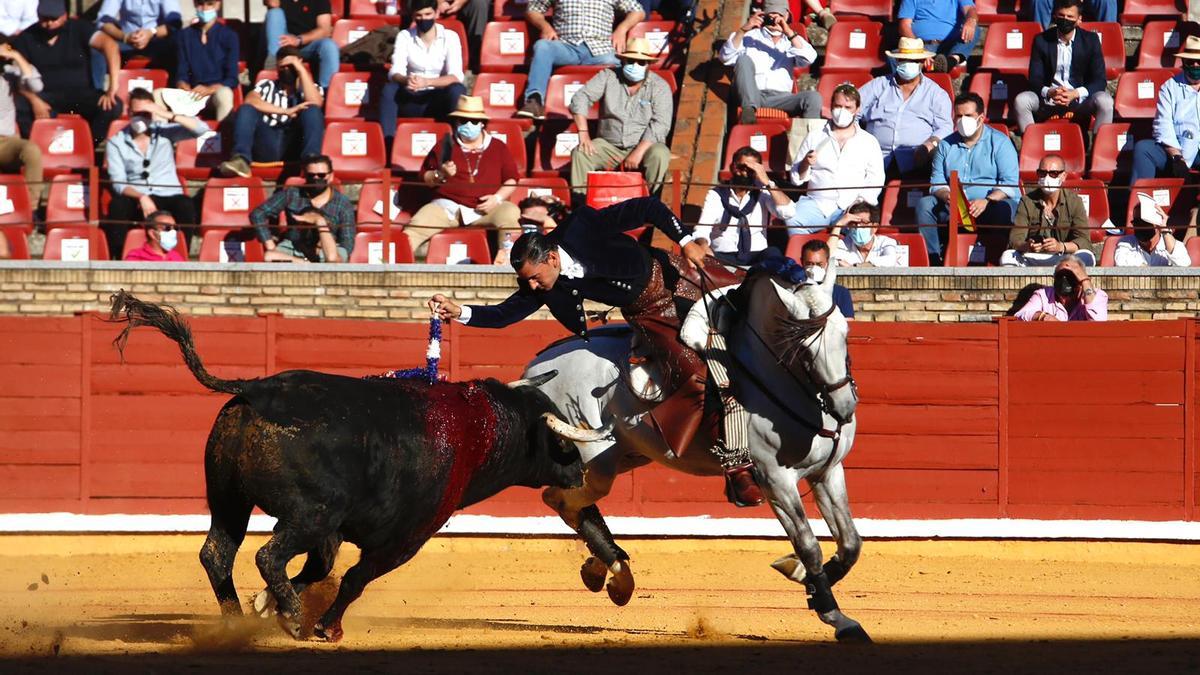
[
  {"x1": 759, "y1": 466, "x2": 871, "y2": 643},
  {"x1": 808, "y1": 463, "x2": 862, "y2": 587}
]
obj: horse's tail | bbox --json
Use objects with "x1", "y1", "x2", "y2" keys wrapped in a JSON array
[{"x1": 107, "y1": 290, "x2": 247, "y2": 396}]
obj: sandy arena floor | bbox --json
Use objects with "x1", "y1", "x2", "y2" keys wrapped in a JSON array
[{"x1": 0, "y1": 535, "x2": 1198, "y2": 673}]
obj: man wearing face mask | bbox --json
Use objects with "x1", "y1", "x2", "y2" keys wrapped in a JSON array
[
  {"x1": 250, "y1": 155, "x2": 355, "y2": 263},
  {"x1": 695, "y1": 145, "x2": 794, "y2": 265},
  {"x1": 219, "y1": 46, "x2": 324, "y2": 178},
  {"x1": 379, "y1": 0, "x2": 465, "y2": 156},
  {"x1": 124, "y1": 211, "x2": 186, "y2": 262},
  {"x1": 858, "y1": 37, "x2": 953, "y2": 179},
  {"x1": 829, "y1": 202, "x2": 904, "y2": 268},
  {"x1": 171, "y1": 0, "x2": 239, "y2": 122},
  {"x1": 918, "y1": 91, "x2": 1018, "y2": 265},
  {"x1": 798, "y1": 239, "x2": 855, "y2": 319},
  {"x1": 1114, "y1": 193, "x2": 1192, "y2": 268},
  {"x1": 1014, "y1": 255, "x2": 1107, "y2": 322},
  {"x1": 569, "y1": 38, "x2": 673, "y2": 200},
  {"x1": 718, "y1": 0, "x2": 820, "y2": 126},
  {"x1": 786, "y1": 83, "x2": 883, "y2": 234},
  {"x1": 1130, "y1": 36, "x2": 1200, "y2": 186},
  {"x1": 1002, "y1": 153, "x2": 1093, "y2": 267},
  {"x1": 407, "y1": 96, "x2": 521, "y2": 258},
  {"x1": 104, "y1": 88, "x2": 208, "y2": 260},
  {"x1": 1014, "y1": 0, "x2": 1110, "y2": 135}
]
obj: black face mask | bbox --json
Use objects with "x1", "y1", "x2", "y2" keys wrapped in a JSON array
[
  {"x1": 1053, "y1": 269, "x2": 1078, "y2": 299},
  {"x1": 415, "y1": 18, "x2": 436, "y2": 33},
  {"x1": 278, "y1": 68, "x2": 297, "y2": 87},
  {"x1": 730, "y1": 173, "x2": 756, "y2": 188},
  {"x1": 1053, "y1": 17, "x2": 1076, "y2": 35},
  {"x1": 302, "y1": 181, "x2": 327, "y2": 198}
]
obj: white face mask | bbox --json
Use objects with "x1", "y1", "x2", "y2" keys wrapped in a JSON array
[
  {"x1": 158, "y1": 228, "x2": 178, "y2": 252},
  {"x1": 1038, "y1": 174, "x2": 1063, "y2": 193},
  {"x1": 804, "y1": 264, "x2": 826, "y2": 284},
  {"x1": 956, "y1": 115, "x2": 980, "y2": 138},
  {"x1": 830, "y1": 107, "x2": 854, "y2": 128}
]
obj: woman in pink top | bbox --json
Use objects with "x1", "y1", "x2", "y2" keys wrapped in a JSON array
[
  {"x1": 124, "y1": 211, "x2": 186, "y2": 262},
  {"x1": 1014, "y1": 255, "x2": 1107, "y2": 321}
]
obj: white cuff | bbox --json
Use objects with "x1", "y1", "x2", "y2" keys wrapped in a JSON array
[
  {"x1": 678, "y1": 234, "x2": 697, "y2": 247},
  {"x1": 1074, "y1": 86, "x2": 1089, "y2": 102},
  {"x1": 456, "y1": 304, "x2": 472, "y2": 324}
]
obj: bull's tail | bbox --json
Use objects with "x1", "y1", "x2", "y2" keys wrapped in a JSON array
[{"x1": 108, "y1": 290, "x2": 246, "y2": 396}]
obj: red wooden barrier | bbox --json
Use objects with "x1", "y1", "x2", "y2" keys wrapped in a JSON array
[{"x1": 1, "y1": 315, "x2": 1197, "y2": 522}]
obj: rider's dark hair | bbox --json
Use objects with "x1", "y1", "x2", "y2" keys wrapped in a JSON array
[{"x1": 510, "y1": 231, "x2": 554, "y2": 271}]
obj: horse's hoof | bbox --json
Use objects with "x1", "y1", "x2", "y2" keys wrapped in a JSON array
[
  {"x1": 252, "y1": 589, "x2": 277, "y2": 618},
  {"x1": 834, "y1": 622, "x2": 872, "y2": 643},
  {"x1": 581, "y1": 556, "x2": 607, "y2": 593},
  {"x1": 314, "y1": 621, "x2": 344, "y2": 643},
  {"x1": 277, "y1": 613, "x2": 302, "y2": 640},
  {"x1": 605, "y1": 560, "x2": 634, "y2": 607}
]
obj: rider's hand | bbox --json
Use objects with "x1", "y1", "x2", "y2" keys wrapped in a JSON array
[
  {"x1": 682, "y1": 239, "x2": 712, "y2": 270},
  {"x1": 428, "y1": 293, "x2": 463, "y2": 320}
]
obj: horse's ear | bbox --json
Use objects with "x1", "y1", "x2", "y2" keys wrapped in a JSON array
[
  {"x1": 818, "y1": 260, "x2": 837, "y2": 292},
  {"x1": 769, "y1": 278, "x2": 810, "y2": 319}
]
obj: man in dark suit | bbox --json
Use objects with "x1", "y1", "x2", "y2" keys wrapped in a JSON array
[
  {"x1": 429, "y1": 196, "x2": 763, "y2": 505},
  {"x1": 1013, "y1": 0, "x2": 1112, "y2": 134}
]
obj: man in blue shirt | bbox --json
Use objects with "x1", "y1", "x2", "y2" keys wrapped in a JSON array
[
  {"x1": 1030, "y1": 0, "x2": 1114, "y2": 28},
  {"x1": 897, "y1": 0, "x2": 978, "y2": 73},
  {"x1": 93, "y1": 0, "x2": 183, "y2": 84},
  {"x1": 1130, "y1": 36, "x2": 1200, "y2": 185},
  {"x1": 916, "y1": 92, "x2": 1019, "y2": 266},
  {"x1": 172, "y1": 0, "x2": 238, "y2": 121}
]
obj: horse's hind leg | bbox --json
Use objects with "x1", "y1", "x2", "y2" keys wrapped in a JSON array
[
  {"x1": 809, "y1": 464, "x2": 862, "y2": 587},
  {"x1": 760, "y1": 467, "x2": 870, "y2": 643},
  {"x1": 199, "y1": 498, "x2": 252, "y2": 616}
]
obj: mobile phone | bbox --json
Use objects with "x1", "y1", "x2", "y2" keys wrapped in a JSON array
[{"x1": 1028, "y1": 234, "x2": 1044, "y2": 244}]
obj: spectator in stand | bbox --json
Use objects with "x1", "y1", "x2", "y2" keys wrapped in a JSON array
[
  {"x1": 829, "y1": 202, "x2": 905, "y2": 267},
  {"x1": 695, "y1": 145, "x2": 793, "y2": 265},
  {"x1": 1114, "y1": 193, "x2": 1192, "y2": 267},
  {"x1": 1030, "y1": 0, "x2": 1114, "y2": 27},
  {"x1": 264, "y1": 0, "x2": 338, "y2": 89},
  {"x1": 379, "y1": 0, "x2": 465, "y2": 154},
  {"x1": 13, "y1": 0, "x2": 123, "y2": 143},
  {"x1": 858, "y1": 38, "x2": 952, "y2": 179},
  {"x1": 94, "y1": 0, "x2": 182, "y2": 83},
  {"x1": 718, "y1": 0, "x2": 820, "y2": 125},
  {"x1": 516, "y1": 0, "x2": 644, "y2": 120},
  {"x1": 568, "y1": 38, "x2": 671, "y2": 200},
  {"x1": 218, "y1": 46, "x2": 323, "y2": 178},
  {"x1": 436, "y1": 0, "x2": 487, "y2": 71},
  {"x1": 917, "y1": 92, "x2": 1018, "y2": 266},
  {"x1": 1130, "y1": 36, "x2": 1200, "y2": 184},
  {"x1": 799, "y1": 239, "x2": 855, "y2": 319},
  {"x1": 251, "y1": 154, "x2": 355, "y2": 263},
  {"x1": 171, "y1": 0, "x2": 239, "y2": 122},
  {"x1": 104, "y1": 88, "x2": 208, "y2": 259},
  {"x1": 407, "y1": 96, "x2": 521, "y2": 257},
  {"x1": 786, "y1": 83, "x2": 883, "y2": 234},
  {"x1": 0, "y1": 38, "x2": 43, "y2": 205},
  {"x1": 1014, "y1": 254, "x2": 1107, "y2": 321},
  {"x1": 124, "y1": 210, "x2": 186, "y2": 261},
  {"x1": 0, "y1": 1, "x2": 37, "y2": 36},
  {"x1": 799, "y1": 0, "x2": 837, "y2": 30},
  {"x1": 1001, "y1": 153, "x2": 1093, "y2": 267},
  {"x1": 896, "y1": 0, "x2": 977, "y2": 73},
  {"x1": 1013, "y1": 0, "x2": 1111, "y2": 135}
]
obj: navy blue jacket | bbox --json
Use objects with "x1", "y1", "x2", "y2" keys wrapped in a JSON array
[
  {"x1": 1027, "y1": 27, "x2": 1106, "y2": 99},
  {"x1": 176, "y1": 21, "x2": 240, "y2": 89},
  {"x1": 465, "y1": 197, "x2": 692, "y2": 339}
]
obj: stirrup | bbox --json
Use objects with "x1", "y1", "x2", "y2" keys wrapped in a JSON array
[{"x1": 723, "y1": 462, "x2": 764, "y2": 507}]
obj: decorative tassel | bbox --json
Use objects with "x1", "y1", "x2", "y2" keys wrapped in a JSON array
[{"x1": 376, "y1": 316, "x2": 443, "y2": 384}]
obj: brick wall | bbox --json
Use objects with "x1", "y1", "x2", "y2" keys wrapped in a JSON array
[{"x1": 1, "y1": 263, "x2": 1198, "y2": 322}]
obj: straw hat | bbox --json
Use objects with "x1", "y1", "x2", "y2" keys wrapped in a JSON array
[
  {"x1": 885, "y1": 37, "x2": 935, "y2": 61},
  {"x1": 618, "y1": 37, "x2": 660, "y2": 62},
  {"x1": 1176, "y1": 35, "x2": 1200, "y2": 61},
  {"x1": 448, "y1": 95, "x2": 489, "y2": 121}
]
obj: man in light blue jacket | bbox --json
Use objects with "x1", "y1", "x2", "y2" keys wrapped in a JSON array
[{"x1": 1130, "y1": 36, "x2": 1200, "y2": 184}]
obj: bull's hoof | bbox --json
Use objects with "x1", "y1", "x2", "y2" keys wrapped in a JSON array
[
  {"x1": 252, "y1": 589, "x2": 277, "y2": 618},
  {"x1": 581, "y1": 556, "x2": 607, "y2": 593},
  {"x1": 277, "y1": 612, "x2": 302, "y2": 640},
  {"x1": 834, "y1": 622, "x2": 872, "y2": 644},
  {"x1": 605, "y1": 560, "x2": 634, "y2": 607},
  {"x1": 314, "y1": 621, "x2": 344, "y2": 643}
]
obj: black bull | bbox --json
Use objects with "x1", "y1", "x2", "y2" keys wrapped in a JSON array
[{"x1": 107, "y1": 292, "x2": 628, "y2": 642}]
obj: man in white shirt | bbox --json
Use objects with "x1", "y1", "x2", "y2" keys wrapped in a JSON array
[
  {"x1": 1114, "y1": 193, "x2": 1192, "y2": 267},
  {"x1": 718, "y1": 0, "x2": 819, "y2": 125},
  {"x1": 786, "y1": 83, "x2": 884, "y2": 235},
  {"x1": 829, "y1": 203, "x2": 905, "y2": 267},
  {"x1": 0, "y1": 0, "x2": 36, "y2": 36},
  {"x1": 379, "y1": 0, "x2": 465, "y2": 153},
  {"x1": 695, "y1": 145, "x2": 794, "y2": 265}
]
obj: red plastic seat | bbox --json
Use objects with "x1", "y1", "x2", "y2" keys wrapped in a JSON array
[
  {"x1": 1098, "y1": 235, "x2": 1121, "y2": 266},
  {"x1": 968, "y1": 71, "x2": 1029, "y2": 125},
  {"x1": 1122, "y1": 0, "x2": 1188, "y2": 24},
  {"x1": 122, "y1": 229, "x2": 190, "y2": 260},
  {"x1": 348, "y1": 231, "x2": 416, "y2": 263},
  {"x1": 1080, "y1": 22, "x2": 1125, "y2": 79},
  {"x1": 472, "y1": 72, "x2": 530, "y2": 125},
  {"x1": 1063, "y1": 179, "x2": 1111, "y2": 242},
  {"x1": 973, "y1": 0, "x2": 1020, "y2": 24},
  {"x1": 724, "y1": 123, "x2": 789, "y2": 174},
  {"x1": 321, "y1": 121, "x2": 387, "y2": 179},
  {"x1": 531, "y1": 120, "x2": 591, "y2": 176},
  {"x1": 30, "y1": 116, "x2": 94, "y2": 178},
  {"x1": 950, "y1": 233, "x2": 991, "y2": 267},
  {"x1": 1114, "y1": 70, "x2": 1175, "y2": 121},
  {"x1": 325, "y1": 70, "x2": 386, "y2": 120},
  {"x1": 115, "y1": 68, "x2": 169, "y2": 108},
  {"x1": 924, "y1": 72, "x2": 955, "y2": 106},
  {"x1": 879, "y1": 180, "x2": 930, "y2": 229},
  {"x1": 175, "y1": 128, "x2": 230, "y2": 180},
  {"x1": 816, "y1": 72, "x2": 873, "y2": 118},
  {"x1": 199, "y1": 176, "x2": 267, "y2": 230},
  {"x1": 510, "y1": 176, "x2": 571, "y2": 204},
  {"x1": 425, "y1": 228, "x2": 492, "y2": 264},
  {"x1": 585, "y1": 172, "x2": 647, "y2": 209},
  {"x1": 480, "y1": 21, "x2": 530, "y2": 72},
  {"x1": 784, "y1": 233, "x2": 830, "y2": 260},
  {"x1": 45, "y1": 175, "x2": 88, "y2": 230},
  {"x1": 829, "y1": 0, "x2": 890, "y2": 20},
  {"x1": 628, "y1": 21, "x2": 680, "y2": 71},
  {"x1": 486, "y1": 120, "x2": 529, "y2": 175},
  {"x1": 390, "y1": 121, "x2": 452, "y2": 172},
  {"x1": 1, "y1": 227, "x2": 29, "y2": 259},
  {"x1": 1136, "y1": 20, "x2": 1200, "y2": 69},
  {"x1": 0, "y1": 175, "x2": 35, "y2": 234},
  {"x1": 820, "y1": 21, "x2": 885, "y2": 74},
  {"x1": 891, "y1": 233, "x2": 931, "y2": 267},
  {"x1": 545, "y1": 72, "x2": 599, "y2": 120},
  {"x1": 331, "y1": 17, "x2": 397, "y2": 48},
  {"x1": 1088, "y1": 122, "x2": 1148, "y2": 181},
  {"x1": 979, "y1": 22, "x2": 1042, "y2": 74},
  {"x1": 347, "y1": 0, "x2": 398, "y2": 18},
  {"x1": 1019, "y1": 122, "x2": 1086, "y2": 180},
  {"x1": 43, "y1": 225, "x2": 109, "y2": 261},
  {"x1": 1126, "y1": 178, "x2": 1192, "y2": 229},
  {"x1": 1186, "y1": 236, "x2": 1200, "y2": 262},
  {"x1": 198, "y1": 229, "x2": 266, "y2": 262},
  {"x1": 356, "y1": 173, "x2": 410, "y2": 229}
]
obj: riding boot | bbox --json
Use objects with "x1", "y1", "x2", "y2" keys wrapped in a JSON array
[{"x1": 647, "y1": 374, "x2": 705, "y2": 457}]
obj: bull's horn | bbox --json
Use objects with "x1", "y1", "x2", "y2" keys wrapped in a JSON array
[
  {"x1": 542, "y1": 413, "x2": 613, "y2": 443},
  {"x1": 507, "y1": 370, "x2": 559, "y2": 388}
]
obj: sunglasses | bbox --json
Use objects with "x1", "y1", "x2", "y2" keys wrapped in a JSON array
[
  {"x1": 1036, "y1": 168, "x2": 1065, "y2": 178},
  {"x1": 304, "y1": 172, "x2": 329, "y2": 181}
]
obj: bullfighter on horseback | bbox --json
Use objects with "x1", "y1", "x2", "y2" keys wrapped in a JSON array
[{"x1": 428, "y1": 195, "x2": 764, "y2": 506}]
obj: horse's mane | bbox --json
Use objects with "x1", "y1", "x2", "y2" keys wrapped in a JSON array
[{"x1": 732, "y1": 272, "x2": 831, "y2": 368}]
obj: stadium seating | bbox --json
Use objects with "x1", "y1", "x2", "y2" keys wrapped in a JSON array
[
  {"x1": 879, "y1": 180, "x2": 927, "y2": 230},
  {"x1": 176, "y1": 129, "x2": 230, "y2": 180},
  {"x1": 950, "y1": 233, "x2": 989, "y2": 267},
  {"x1": 629, "y1": 21, "x2": 682, "y2": 71},
  {"x1": 472, "y1": 72, "x2": 530, "y2": 126},
  {"x1": 348, "y1": 0, "x2": 398, "y2": 18},
  {"x1": 2, "y1": 227, "x2": 28, "y2": 260},
  {"x1": 968, "y1": 71, "x2": 1029, "y2": 124},
  {"x1": 390, "y1": 121, "x2": 453, "y2": 172},
  {"x1": 30, "y1": 116, "x2": 94, "y2": 178},
  {"x1": 585, "y1": 172, "x2": 647, "y2": 209},
  {"x1": 1126, "y1": 178, "x2": 1193, "y2": 230},
  {"x1": 829, "y1": 0, "x2": 890, "y2": 20},
  {"x1": 1114, "y1": 70, "x2": 1176, "y2": 120},
  {"x1": 198, "y1": 229, "x2": 266, "y2": 262},
  {"x1": 355, "y1": 172, "x2": 406, "y2": 229},
  {"x1": 531, "y1": 121, "x2": 592, "y2": 176},
  {"x1": 1098, "y1": 235, "x2": 1121, "y2": 266},
  {"x1": 1064, "y1": 179, "x2": 1112, "y2": 243},
  {"x1": 493, "y1": 0, "x2": 528, "y2": 20},
  {"x1": 325, "y1": 71, "x2": 386, "y2": 121},
  {"x1": 1080, "y1": 22, "x2": 1126, "y2": 79},
  {"x1": 485, "y1": 120, "x2": 530, "y2": 175},
  {"x1": 321, "y1": 121, "x2": 387, "y2": 179},
  {"x1": 43, "y1": 225, "x2": 110, "y2": 261},
  {"x1": 545, "y1": 72, "x2": 600, "y2": 120},
  {"x1": 1187, "y1": 237, "x2": 1200, "y2": 263},
  {"x1": 115, "y1": 69, "x2": 169, "y2": 107},
  {"x1": 425, "y1": 228, "x2": 492, "y2": 264},
  {"x1": 1019, "y1": 122, "x2": 1087, "y2": 180},
  {"x1": 480, "y1": 21, "x2": 531, "y2": 72},
  {"x1": 980, "y1": 22, "x2": 1043, "y2": 74},
  {"x1": 973, "y1": 0, "x2": 1020, "y2": 24},
  {"x1": 0, "y1": 175, "x2": 34, "y2": 234},
  {"x1": 510, "y1": 176, "x2": 571, "y2": 204},
  {"x1": 332, "y1": 17, "x2": 398, "y2": 48},
  {"x1": 1122, "y1": 0, "x2": 1189, "y2": 24},
  {"x1": 724, "y1": 123, "x2": 789, "y2": 174},
  {"x1": 820, "y1": 22, "x2": 885, "y2": 74},
  {"x1": 784, "y1": 232, "x2": 829, "y2": 260},
  {"x1": 1088, "y1": 122, "x2": 1149, "y2": 182},
  {"x1": 45, "y1": 175, "x2": 88, "y2": 230},
  {"x1": 1136, "y1": 20, "x2": 1200, "y2": 69},
  {"x1": 892, "y1": 233, "x2": 931, "y2": 267},
  {"x1": 348, "y1": 231, "x2": 416, "y2": 263},
  {"x1": 199, "y1": 177, "x2": 267, "y2": 229}
]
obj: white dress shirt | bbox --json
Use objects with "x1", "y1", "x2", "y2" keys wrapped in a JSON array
[
  {"x1": 831, "y1": 233, "x2": 905, "y2": 267},
  {"x1": 455, "y1": 245, "x2": 582, "y2": 324},
  {"x1": 1113, "y1": 234, "x2": 1192, "y2": 267},
  {"x1": 695, "y1": 186, "x2": 796, "y2": 254},
  {"x1": 1042, "y1": 33, "x2": 1090, "y2": 102},
  {"x1": 790, "y1": 123, "x2": 885, "y2": 216},
  {"x1": 718, "y1": 27, "x2": 817, "y2": 94},
  {"x1": 0, "y1": 0, "x2": 36, "y2": 36},
  {"x1": 390, "y1": 23, "x2": 464, "y2": 88}
]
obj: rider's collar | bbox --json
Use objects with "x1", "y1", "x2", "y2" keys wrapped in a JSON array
[{"x1": 557, "y1": 246, "x2": 585, "y2": 279}]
